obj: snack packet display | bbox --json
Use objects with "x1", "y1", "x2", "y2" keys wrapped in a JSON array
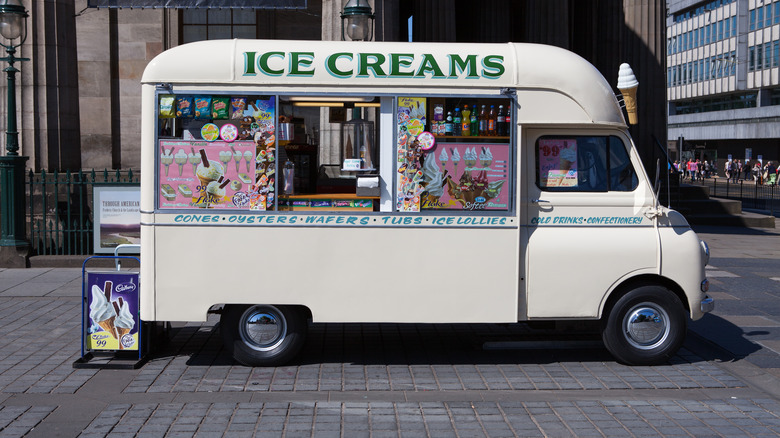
[
  {"x1": 194, "y1": 96, "x2": 212, "y2": 119},
  {"x1": 230, "y1": 97, "x2": 247, "y2": 119},
  {"x1": 176, "y1": 96, "x2": 194, "y2": 118},
  {"x1": 159, "y1": 95, "x2": 176, "y2": 118},
  {"x1": 212, "y1": 97, "x2": 230, "y2": 119}
]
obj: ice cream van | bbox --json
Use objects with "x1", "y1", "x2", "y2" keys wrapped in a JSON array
[{"x1": 139, "y1": 39, "x2": 713, "y2": 367}]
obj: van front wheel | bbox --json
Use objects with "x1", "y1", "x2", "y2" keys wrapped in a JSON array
[
  {"x1": 602, "y1": 286, "x2": 687, "y2": 366},
  {"x1": 221, "y1": 304, "x2": 306, "y2": 367}
]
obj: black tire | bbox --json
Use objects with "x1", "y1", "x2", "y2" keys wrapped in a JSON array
[
  {"x1": 601, "y1": 285, "x2": 687, "y2": 366},
  {"x1": 220, "y1": 304, "x2": 306, "y2": 367}
]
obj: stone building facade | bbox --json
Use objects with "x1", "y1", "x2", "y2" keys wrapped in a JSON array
[{"x1": 4, "y1": 0, "x2": 667, "y2": 176}]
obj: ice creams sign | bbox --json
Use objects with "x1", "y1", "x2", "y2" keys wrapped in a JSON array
[{"x1": 241, "y1": 51, "x2": 505, "y2": 80}]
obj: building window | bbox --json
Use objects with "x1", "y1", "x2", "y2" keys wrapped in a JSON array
[
  {"x1": 774, "y1": 42, "x2": 780, "y2": 68},
  {"x1": 181, "y1": 9, "x2": 258, "y2": 43},
  {"x1": 758, "y1": 7, "x2": 764, "y2": 30},
  {"x1": 776, "y1": 2, "x2": 780, "y2": 25},
  {"x1": 749, "y1": 46, "x2": 755, "y2": 72},
  {"x1": 724, "y1": 17, "x2": 730, "y2": 39},
  {"x1": 765, "y1": 42, "x2": 772, "y2": 69},
  {"x1": 766, "y1": 3, "x2": 773, "y2": 28},
  {"x1": 672, "y1": 92, "x2": 758, "y2": 115},
  {"x1": 750, "y1": 9, "x2": 756, "y2": 31}
]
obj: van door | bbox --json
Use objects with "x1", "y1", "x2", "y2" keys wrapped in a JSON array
[{"x1": 523, "y1": 129, "x2": 658, "y2": 319}]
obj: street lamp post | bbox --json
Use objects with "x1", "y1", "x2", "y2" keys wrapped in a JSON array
[
  {"x1": 0, "y1": 0, "x2": 29, "y2": 268},
  {"x1": 340, "y1": 0, "x2": 375, "y2": 41}
]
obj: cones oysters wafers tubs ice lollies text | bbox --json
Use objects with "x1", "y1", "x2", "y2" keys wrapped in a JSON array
[{"x1": 617, "y1": 63, "x2": 639, "y2": 125}]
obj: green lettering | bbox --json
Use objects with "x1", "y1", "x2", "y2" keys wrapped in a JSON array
[
  {"x1": 258, "y1": 51, "x2": 285, "y2": 76},
  {"x1": 390, "y1": 53, "x2": 415, "y2": 77},
  {"x1": 357, "y1": 53, "x2": 387, "y2": 77},
  {"x1": 415, "y1": 54, "x2": 445, "y2": 78},
  {"x1": 289, "y1": 52, "x2": 315, "y2": 76},
  {"x1": 448, "y1": 54, "x2": 479, "y2": 78},
  {"x1": 243, "y1": 52, "x2": 257, "y2": 76},
  {"x1": 326, "y1": 52, "x2": 354, "y2": 78},
  {"x1": 482, "y1": 55, "x2": 505, "y2": 78}
]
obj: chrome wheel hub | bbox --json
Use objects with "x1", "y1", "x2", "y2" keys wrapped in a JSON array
[
  {"x1": 238, "y1": 306, "x2": 287, "y2": 352},
  {"x1": 623, "y1": 302, "x2": 670, "y2": 350}
]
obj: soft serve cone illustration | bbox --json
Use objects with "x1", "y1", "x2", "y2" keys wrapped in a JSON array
[
  {"x1": 114, "y1": 297, "x2": 135, "y2": 349},
  {"x1": 617, "y1": 63, "x2": 639, "y2": 125},
  {"x1": 90, "y1": 281, "x2": 118, "y2": 339}
]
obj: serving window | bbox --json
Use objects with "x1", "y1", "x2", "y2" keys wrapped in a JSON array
[
  {"x1": 154, "y1": 93, "x2": 513, "y2": 213},
  {"x1": 535, "y1": 135, "x2": 638, "y2": 192},
  {"x1": 396, "y1": 97, "x2": 512, "y2": 212}
]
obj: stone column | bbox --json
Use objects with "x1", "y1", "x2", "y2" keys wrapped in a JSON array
[
  {"x1": 12, "y1": 0, "x2": 81, "y2": 171},
  {"x1": 523, "y1": 0, "x2": 570, "y2": 48},
  {"x1": 621, "y1": 0, "x2": 668, "y2": 178}
]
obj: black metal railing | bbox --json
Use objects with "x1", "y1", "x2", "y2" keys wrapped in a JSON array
[
  {"x1": 26, "y1": 169, "x2": 139, "y2": 256},
  {"x1": 687, "y1": 177, "x2": 778, "y2": 216}
]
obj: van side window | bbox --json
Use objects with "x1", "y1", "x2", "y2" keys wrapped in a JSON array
[{"x1": 536, "y1": 136, "x2": 637, "y2": 192}]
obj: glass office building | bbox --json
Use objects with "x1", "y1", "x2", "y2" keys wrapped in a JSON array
[{"x1": 667, "y1": 0, "x2": 780, "y2": 169}]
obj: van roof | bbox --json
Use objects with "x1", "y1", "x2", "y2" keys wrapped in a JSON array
[{"x1": 142, "y1": 39, "x2": 626, "y2": 126}]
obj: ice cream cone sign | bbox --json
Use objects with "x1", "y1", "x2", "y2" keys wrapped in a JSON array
[{"x1": 617, "y1": 63, "x2": 639, "y2": 125}]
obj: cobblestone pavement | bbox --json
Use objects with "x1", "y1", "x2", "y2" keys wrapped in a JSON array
[{"x1": 0, "y1": 222, "x2": 778, "y2": 436}]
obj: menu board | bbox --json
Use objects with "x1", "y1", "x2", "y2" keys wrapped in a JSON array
[
  {"x1": 159, "y1": 140, "x2": 256, "y2": 209},
  {"x1": 539, "y1": 138, "x2": 578, "y2": 188},
  {"x1": 421, "y1": 143, "x2": 509, "y2": 210}
]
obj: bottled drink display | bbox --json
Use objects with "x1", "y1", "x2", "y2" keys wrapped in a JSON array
[
  {"x1": 478, "y1": 105, "x2": 487, "y2": 136},
  {"x1": 453, "y1": 108, "x2": 462, "y2": 136},
  {"x1": 487, "y1": 105, "x2": 496, "y2": 136},
  {"x1": 461, "y1": 105, "x2": 471, "y2": 136},
  {"x1": 497, "y1": 105, "x2": 506, "y2": 136},
  {"x1": 434, "y1": 101, "x2": 509, "y2": 136},
  {"x1": 470, "y1": 105, "x2": 478, "y2": 136},
  {"x1": 503, "y1": 106, "x2": 510, "y2": 137}
]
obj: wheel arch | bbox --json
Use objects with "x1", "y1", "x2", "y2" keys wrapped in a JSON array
[
  {"x1": 600, "y1": 274, "x2": 689, "y2": 321},
  {"x1": 210, "y1": 303, "x2": 313, "y2": 320}
]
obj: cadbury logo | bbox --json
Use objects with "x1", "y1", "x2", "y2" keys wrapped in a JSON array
[{"x1": 115, "y1": 283, "x2": 136, "y2": 293}]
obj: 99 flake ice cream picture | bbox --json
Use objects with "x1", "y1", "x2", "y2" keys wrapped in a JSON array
[{"x1": 87, "y1": 277, "x2": 138, "y2": 351}]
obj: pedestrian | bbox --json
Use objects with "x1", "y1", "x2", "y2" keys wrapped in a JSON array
[
  {"x1": 724, "y1": 160, "x2": 730, "y2": 180},
  {"x1": 704, "y1": 160, "x2": 711, "y2": 179},
  {"x1": 767, "y1": 161, "x2": 778, "y2": 185},
  {"x1": 736, "y1": 160, "x2": 743, "y2": 182},
  {"x1": 743, "y1": 160, "x2": 752, "y2": 181},
  {"x1": 753, "y1": 162, "x2": 762, "y2": 183}
]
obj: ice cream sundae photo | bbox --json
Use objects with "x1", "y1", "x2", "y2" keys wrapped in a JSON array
[{"x1": 446, "y1": 170, "x2": 505, "y2": 209}]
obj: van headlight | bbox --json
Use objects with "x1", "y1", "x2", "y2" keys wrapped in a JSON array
[{"x1": 700, "y1": 239, "x2": 710, "y2": 266}]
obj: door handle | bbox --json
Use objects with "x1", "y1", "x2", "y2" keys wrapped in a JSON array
[{"x1": 531, "y1": 199, "x2": 550, "y2": 204}]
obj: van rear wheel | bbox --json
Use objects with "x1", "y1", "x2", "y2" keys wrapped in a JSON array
[
  {"x1": 221, "y1": 304, "x2": 306, "y2": 366},
  {"x1": 602, "y1": 286, "x2": 687, "y2": 366}
]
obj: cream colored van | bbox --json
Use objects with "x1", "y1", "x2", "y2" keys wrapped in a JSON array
[{"x1": 140, "y1": 39, "x2": 713, "y2": 366}]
